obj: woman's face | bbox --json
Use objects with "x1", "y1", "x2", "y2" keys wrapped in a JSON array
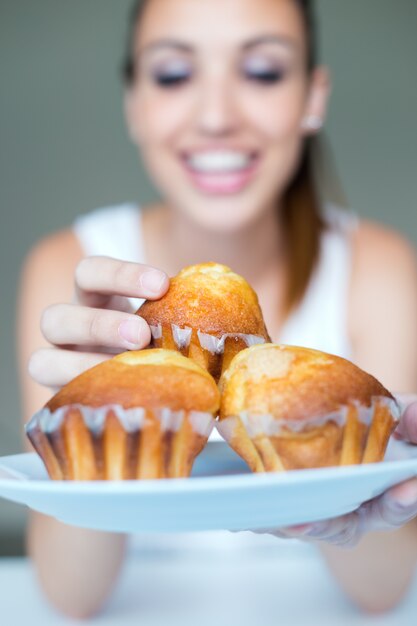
[{"x1": 125, "y1": 0, "x2": 328, "y2": 232}]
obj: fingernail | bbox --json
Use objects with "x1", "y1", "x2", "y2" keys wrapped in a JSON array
[
  {"x1": 140, "y1": 270, "x2": 167, "y2": 295},
  {"x1": 118, "y1": 318, "x2": 144, "y2": 348}
]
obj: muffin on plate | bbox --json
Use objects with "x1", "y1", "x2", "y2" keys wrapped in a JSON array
[
  {"x1": 217, "y1": 344, "x2": 400, "y2": 472},
  {"x1": 137, "y1": 262, "x2": 270, "y2": 382},
  {"x1": 26, "y1": 349, "x2": 219, "y2": 480}
]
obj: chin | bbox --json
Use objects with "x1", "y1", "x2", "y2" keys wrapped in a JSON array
[{"x1": 182, "y1": 200, "x2": 267, "y2": 234}]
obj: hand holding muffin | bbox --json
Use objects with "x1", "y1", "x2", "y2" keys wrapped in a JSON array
[
  {"x1": 29, "y1": 256, "x2": 169, "y2": 389},
  {"x1": 27, "y1": 260, "x2": 272, "y2": 482}
]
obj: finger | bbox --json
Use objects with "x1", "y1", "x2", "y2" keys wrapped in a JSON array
[
  {"x1": 394, "y1": 400, "x2": 417, "y2": 443},
  {"x1": 41, "y1": 304, "x2": 151, "y2": 351},
  {"x1": 280, "y1": 513, "x2": 361, "y2": 548},
  {"x1": 349, "y1": 483, "x2": 417, "y2": 537},
  {"x1": 74, "y1": 257, "x2": 169, "y2": 307},
  {"x1": 28, "y1": 348, "x2": 114, "y2": 388},
  {"x1": 379, "y1": 478, "x2": 417, "y2": 526}
]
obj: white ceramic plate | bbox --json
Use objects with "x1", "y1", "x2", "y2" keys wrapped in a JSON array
[{"x1": 0, "y1": 439, "x2": 416, "y2": 533}]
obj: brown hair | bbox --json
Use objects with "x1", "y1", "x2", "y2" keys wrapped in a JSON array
[{"x1": 122, "y1": 0, "x2": 327, "y2": 315}]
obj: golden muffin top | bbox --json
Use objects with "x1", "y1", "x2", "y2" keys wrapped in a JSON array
[
  {"x1": 138, "y1": 262, "x2": 270, "y2": 338},
  {"x1": 219, "y1": 344, "x2": 394, "y2": 422},
  {"x1": 47, "y1": 349, "x2": 220, "y2": 414}
]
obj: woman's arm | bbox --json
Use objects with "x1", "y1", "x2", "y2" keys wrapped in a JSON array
[
  {"x1": 18, "y1": 232, "x2": 166, "y2": 617},
  {"x1": 18, "y1": 232, "x2": 126, "y2": 619},
  {"x1": 19, "y1": 234, "x2": 169, "y2": 618},
  {"x1": 318, "y1": 221, "x2": 417, "y2": 613},
  {"x1": 27, "y1": 513, "x2": 127, "y2": 620}
]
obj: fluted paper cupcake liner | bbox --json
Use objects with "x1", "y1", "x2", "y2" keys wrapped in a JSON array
[
  {"x1": 216, "y1": 396, "x2": 401, "y2": 472},
  {"x1": 149, "y1": 322, "x2": 266, "y2": 381},
  {"x1": 26, "y1": 404, "x2": 214, "y2": 480}
]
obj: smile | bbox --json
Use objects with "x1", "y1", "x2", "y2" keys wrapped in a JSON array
[{"x1": 181, "y1": 150, "x2": 260, "y2": 195}]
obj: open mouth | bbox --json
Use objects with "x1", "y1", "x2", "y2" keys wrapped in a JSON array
[{"x1": 181, "y1": 150, "x2": 260, "y2": 195}]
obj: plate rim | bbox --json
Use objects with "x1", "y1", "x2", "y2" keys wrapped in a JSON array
[{"x1": 1, "y1": 450, "x2": 417, "y2": 495}]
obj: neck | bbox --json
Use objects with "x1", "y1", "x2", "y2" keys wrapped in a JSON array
[{"x1": 156, "y1": 204, "x2": 285, "y2": 286}]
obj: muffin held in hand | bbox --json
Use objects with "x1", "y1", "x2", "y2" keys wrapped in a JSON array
[
  {"x1": 137, "y1": 262, "x2": 270, "y2": 382},
  {"x1": 217, "y1": 344, "x2": 400, "y2": 472},
  {"x1": 26, "y1": 349, "x2": 219, "y2": 480}
]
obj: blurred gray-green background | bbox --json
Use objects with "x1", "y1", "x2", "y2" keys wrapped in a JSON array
[{"x1": 0, "y1": 1, "x2": 416, "y2": 556}]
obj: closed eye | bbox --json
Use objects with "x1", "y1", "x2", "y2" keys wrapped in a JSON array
[
  {"x1": 242, "y1": 56, "x2": 288, "y2": 85},
  {"x1": 153, "y1": 71, "x2": 191, "y2": 87},
  {"x1": 245, "y1": 68, "x2": 286, "y2": 84}
]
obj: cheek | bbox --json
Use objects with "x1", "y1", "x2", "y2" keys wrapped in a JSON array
[
  {"x1": 243, "y1": 82, "x2": 307, "y2": 142},
  {"x1": 134, "y1": 89, "x2": 193, "y2": 146}
]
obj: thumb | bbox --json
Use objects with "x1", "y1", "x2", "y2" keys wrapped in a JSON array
[{"x1": 393, "y1": 394, "x2": 417, "y2": 443}]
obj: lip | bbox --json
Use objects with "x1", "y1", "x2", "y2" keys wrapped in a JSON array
[{"x1": 180, "y1": 150, "x2": 260, "y2": 196}]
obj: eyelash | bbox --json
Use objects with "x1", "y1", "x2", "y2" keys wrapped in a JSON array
[
  {"x1": 154, "y1": 72, "x2": 191, "y2": 87},
  {"x1": 152, "y1": 67, "x2": 287, "y2": 89},
  {"x1": 244, "y1": 68, "x2": 286, "y2": 84}
]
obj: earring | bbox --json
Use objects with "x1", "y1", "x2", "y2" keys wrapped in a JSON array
[{"x1": 303, "y1": 115, "x2": 323, "y2": 132}]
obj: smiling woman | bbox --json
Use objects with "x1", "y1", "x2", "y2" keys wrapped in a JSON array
[
  {"x1": 122, "y1": 0, "x2": 328, "y2": 313},
  {"x1": 14, "y1": 0, "x2": 417, "y2": 620}
]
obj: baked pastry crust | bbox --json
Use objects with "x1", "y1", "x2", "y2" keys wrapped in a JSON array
[
  {"x1": 26, "y1": 349, "x2": 219, "y2": 480},
  {"x1": 47, "y1": 349, "x2": 219, "y2": 414},
  {"x1": 218, "y1": 344, "x2": 400, "y2": 471},
  {"x1": 138, "y1": 263, "x2": 270, "y2": 380}
]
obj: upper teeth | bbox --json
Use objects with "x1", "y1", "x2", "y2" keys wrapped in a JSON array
[{"x1": 187, "y1": 151, "x2": 252, "y2": 173}]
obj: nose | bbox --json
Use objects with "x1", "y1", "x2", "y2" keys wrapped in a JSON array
[{"x1": 195, "y1": 75, "x2": 240, "y2": 137}]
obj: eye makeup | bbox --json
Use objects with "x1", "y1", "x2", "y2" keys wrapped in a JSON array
[
  {"x1": 151, "y1": 59, "x2": 193, "y2": 87},
  {"x1": 241, "y1": 55, "x2": 289, "y2": 85}
]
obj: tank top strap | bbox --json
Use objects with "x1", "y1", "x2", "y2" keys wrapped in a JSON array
[
  {"x1": 73, "y1": 203, "x2": 145, "y2": 263},
  {"x1": 279, "y1": 205, "x2": 358, "y2": 359}
]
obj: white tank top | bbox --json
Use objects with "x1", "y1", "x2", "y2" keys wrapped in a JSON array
[
  {"x1": 73, "y1": 203, "x2": 358, "y2": 554},
  {"x1": 73, "y1": 202, "x2": 357, "y2": 359}
]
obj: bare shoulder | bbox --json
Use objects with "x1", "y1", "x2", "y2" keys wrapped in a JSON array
[
  {"x1": 18, "y1": 228, "x2": 84, "y2": 357},
  {"x1": 17, "y1": 230, "x2": 85, "y2": 423},
  {"x1": 349, "y1": 219, "x2": 417, "y2": 390},
  {"x1": 352, "y1": 219, "x2": 417, "y2": 276},
  {"x1": 350, "y1": 219, "x2": 417, "y2": 316},
  {"x1": 20, "y1": 228, "x2": 83, "y2": 301},
  {"x1": 22, "y1": 228, "x2": 83, "y2": 274}
]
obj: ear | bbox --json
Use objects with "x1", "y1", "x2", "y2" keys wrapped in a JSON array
[
  {"x1": 124, "y1": 88, "x2": 142, "y2": 145},
  {"x1": 301, "y1": 66, "x2": 331, "y2": 135}
]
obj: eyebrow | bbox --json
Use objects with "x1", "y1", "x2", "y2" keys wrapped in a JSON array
[
  {"x1": 242, "y1": 34, "x2": 296, "y2": 51},
  {"x1": 139, "y1": 40, "x2": 194, "y2": 55},
  {"x1": 139, "y1": 34, "x2": 296, "y2": 56}
]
